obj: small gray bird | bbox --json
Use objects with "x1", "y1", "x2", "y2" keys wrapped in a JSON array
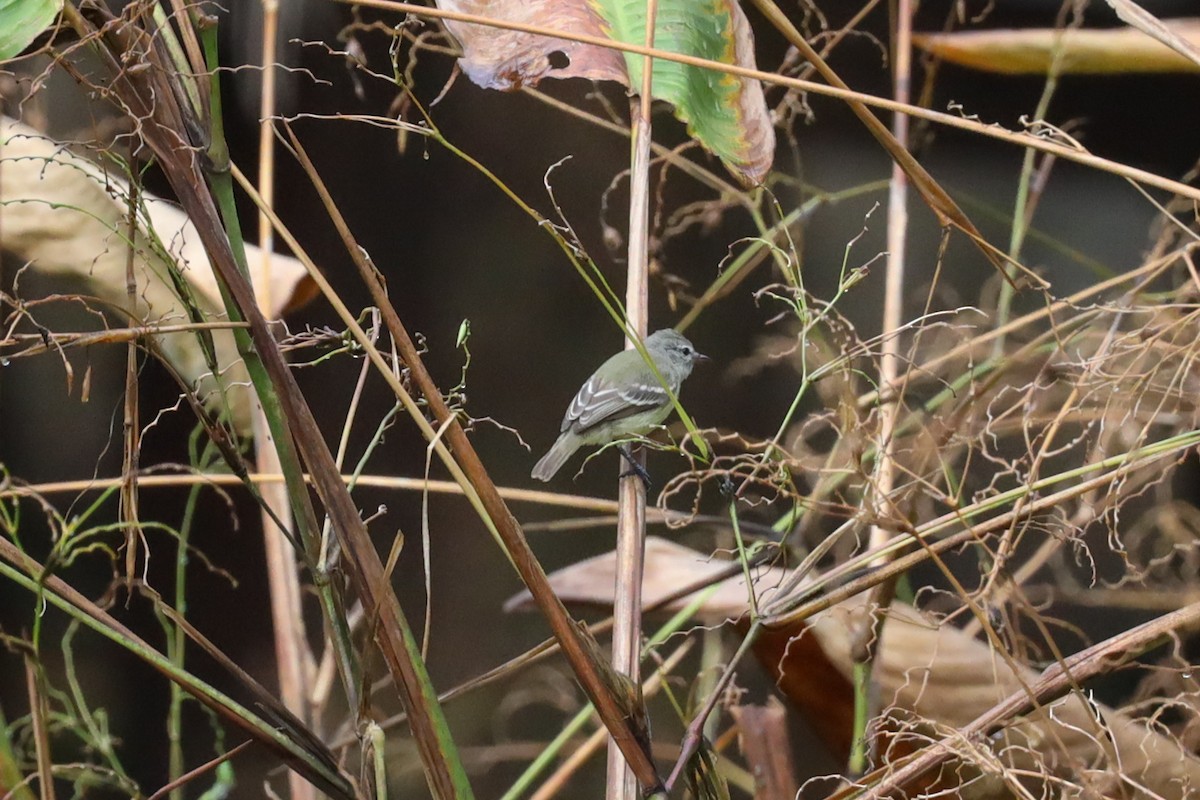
[{"x1": 531, "y1": 329, "x2": 708, "y2": 481}]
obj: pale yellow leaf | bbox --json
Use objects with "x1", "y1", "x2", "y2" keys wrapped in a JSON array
[
  {"x1": 435, "y1": 0, "x2": 774, "y2": 184},
  {"x1": 1106, "y1": 1, "x2": 1200, "y2": 70},
  {"x1": 0, "y1": 116, "x2": 315, "y2": 434},
  {"x1": 914, "y1": 21, "x2": 1200, "y2": 74}
]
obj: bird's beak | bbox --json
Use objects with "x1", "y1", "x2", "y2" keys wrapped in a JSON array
[{"x1": 693, "y1": 352, "x2": 711, "y2": 364}]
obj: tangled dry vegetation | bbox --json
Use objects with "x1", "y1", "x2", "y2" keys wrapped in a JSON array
[{"x1": 2, "y1": 1, "x2": 1200, "y2": 799}]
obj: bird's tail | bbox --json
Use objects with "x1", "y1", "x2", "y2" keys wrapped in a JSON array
[{"x1": 531, "y1": 433, "x2": 580, "y2": 481}]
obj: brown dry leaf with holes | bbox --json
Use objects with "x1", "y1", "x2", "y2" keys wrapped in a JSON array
[
  {"x1": 914, "y1": 21, "x2": 1200, "y2": 74},
  {"x1": 0, "y1": 115, "x2": 317, "y2": 434},
  {"x1": 508, "y1": 537, "x2": 1200, "y2": 798},
  {"x1": 437, "y1": 0, "x2": 625, "y2": 89},
  {"x1": 434, "y1": 0, "x2": 774, "y2": 185}
]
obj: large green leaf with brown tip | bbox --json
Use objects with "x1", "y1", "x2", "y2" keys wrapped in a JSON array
[
  {"x1": 438, "y1": 0, "x2": 774, "y2": 185},
  {"x1": 592, "y1": 0, "x2": 772, "y2": 184}
]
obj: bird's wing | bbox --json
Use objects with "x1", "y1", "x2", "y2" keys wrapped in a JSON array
[{"x1": 561, "y1": 372, "x2": 671, "y2": 433}]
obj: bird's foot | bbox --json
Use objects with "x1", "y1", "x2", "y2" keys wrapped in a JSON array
[{"x1": 618, "y1": 445, "x2": 652, "y2": 492}]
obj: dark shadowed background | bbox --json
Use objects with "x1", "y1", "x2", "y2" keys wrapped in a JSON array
[{"x1": 3, "y1": 0, "x2": 1199, "y2": 796}]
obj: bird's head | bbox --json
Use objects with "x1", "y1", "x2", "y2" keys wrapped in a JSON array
[{"x1": 646, "y1": 329, "x2": 709, "y2": 377}]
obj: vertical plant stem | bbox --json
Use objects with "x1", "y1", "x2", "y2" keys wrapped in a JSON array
[
  {"x1": 367, "y1": 723, "x2": 388, "y2": 800},
  {"x1": 53, "y1": 6, "x2": 470, "y2": 794},
  {"x1": 168, "y1": 479, "x2": 205, "y2": 800},
  {"x1": 312, "y1": 312, "x2": 382, "y2": 711},
  {"x1": 269, "y1": 130, "x2": 658, "y2": 790},
  {"x1": 203, "y1": 23, "x2": 368, "y2": 735},
  {"x1": 518, "y1": 594, "x2": 710, "y2": 800},
  {"x1": 194, "y1": 21, "x2": 362, "y2": 714},
  {"x1": 849, "y1": 0, "x2": 913, "y2": 772},
  {"x1": 253, "y1": 6, "x2": 314, "y2": 799},
  {"x1": 875, "y1": 0, "x2": 912, "y2": 544},
  {"x1": 848, "y1": 660, "x2": 871, "y2": 774},
  {"x1": 608, "y1": 3, "x2": 657, "y2": 798},
  {"x1": 526, "y1": 639, "x2": 694, "y2": 800},
  {"x1": 993, "y1": 0, "x2": 1077, "y2": 349},
  {"x1": 120, "y1": 146, "x2": 142, "y2": 595},
  {"x1": 23, "y1": 656, "x2": 55, "y2": 800},
  {"x1": 257, "y1": 0, "x2": 279, "y2": 297}
]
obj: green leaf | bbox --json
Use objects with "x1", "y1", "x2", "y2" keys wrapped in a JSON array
[
  {"x1": 437, "y1": 0, "x2": 774, "y2": 184},
  {"x1": 592, "y1": 0, "x2": 773, "y2": 183},
  {"x1": 0, "y1": 0, "x2": 61, "y2": 61}
]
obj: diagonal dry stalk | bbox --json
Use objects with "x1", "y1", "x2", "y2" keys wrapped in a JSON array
[
  {"x1": 146, "y1": 741, "x2": 253, "y2": 800},
  {"x1": 274, "y1": 126, "x2": 664, "y2": 791},
  {"x1": 55, "y1": 3, "x2": 471, "y2": 795},
  {"x1": 852, "y1": 600, "x2": 1200, "y2": 799},
  {"x1": 251, "y1": 6, "x2": 314, "y2": 800},
  {"x1": 0, "y1": 536, "x2": 355, "y2": 797},
  {"x1": 15, "y1": 2, "x2": 1200, "y2": 796},
  {"x1": 766, "y1": 426, "x2": 1200, "y2": 626},
  {"x1": 342, "y1": 0, "x2": 1200, "y2": 204}
]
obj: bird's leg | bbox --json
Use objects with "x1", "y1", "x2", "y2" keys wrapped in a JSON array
[{"x1": 618, "y1": 444, "x2": 652, "y2": 491}]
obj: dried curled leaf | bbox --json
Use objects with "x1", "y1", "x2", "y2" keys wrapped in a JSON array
[
  {"x1": 0, "y1": 116, "x2": 316, "y2": 434},
  {"x1": 516, "y1": 538, "x2": 1200, "y2": 799},
  {"x1": 804, "y1": 599, "x2": 1200, "y2": 799},
  {"x1": 436, "y1": 0, "x2": 774, "y2": 184},
  {"x1": 503, "y1": 535, "x2": 785, "y2": 617}
]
